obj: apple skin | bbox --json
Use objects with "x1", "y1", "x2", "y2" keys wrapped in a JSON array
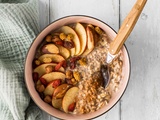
[
  {"x1": 41, "y1": 44, "x2": 59, "y2": 54},
  {"x1": 53, "y1": 84, "x2": 71, "y2": 99},
  {"x1": 60, "y1": 26, "x2": 81, "y2": 56},
  {"x1": 57, "y1": 45, "x2": 70, "y2": 59},
  {"x1": 74, "y1": 23, "x2": 87, "y2": 55},
  {"x1": 43, "y1": 81, "x2": 55, "y2": 96},
  {"x1": 82, "y1": 25, "x2": 95, "y2": 57},
  {"x1": 62, "y1": 87, "x2": 79, "y2": 113},
  {"x1": 38, "y1": 54, "x2": 65, "y2": 63},
  {"x1": 41, "y1": 72, "x2": 66, "y2": 83},
  {"x1": 33, "y1": 63, "x2": 65, "y2": 77}
]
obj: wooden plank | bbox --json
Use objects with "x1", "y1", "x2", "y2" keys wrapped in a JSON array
[
  {"x1": 120, "y1": 0, "x2": 160, "y2": 120},
  {"x1": 49, "y1": 0, "x2": 120, "y2": 31},
  {"x1": 38, "y1": 0, "x2": 50, "y2": 30}
]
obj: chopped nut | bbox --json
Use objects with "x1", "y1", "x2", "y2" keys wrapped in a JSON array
[
  {"x1": 71, "y1": 78, "x2": 77, "y2": 85},
  {"x1": 45, "y1": 35, "x2": 52, "y2": 42},
  {"x1": 45, "y1": 65, "x2": 54, "y2": 73},
  {"x1": 73, "y1": 71, "x2": 80, "y2": 81},
  {"x1": 43, "y1": 57, "x2": 52, "y2": 63},
  {"x1": 95, "y1": 26, "x2": 104, "y2": 35},
  {"x1": 59, "y1": 33, "x2": 67, "y2": 40},
  {"x1": 65, "y1": 70, "x2": 73, "y2": 79},
  {"x1": 52, "y1": 35, "x2": 61, "y2": 42},
  {"x1": 67, "y1": 33, "x2": 74, "y2": 40},
  {"x1": 36, "y1": 84, "x2": 45, "y2": 93},
  {"x1": 35, "y1": 59, "x2": 41, "y2": 66},
  {"x1": 78, "y1": 58, "x2": 87, "y2": 66},
  {"x1": 44, "y1": 95, "x2": 52, "y2": 103}
]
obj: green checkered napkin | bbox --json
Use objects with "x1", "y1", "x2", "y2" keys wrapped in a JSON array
[{"x1": 0, "y1": 0, "x2": 43, "y2": 120}]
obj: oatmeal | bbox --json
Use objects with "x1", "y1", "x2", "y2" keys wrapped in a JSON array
[{"x1": 32, "y1": 22, "x2": 123, "y2": 114}]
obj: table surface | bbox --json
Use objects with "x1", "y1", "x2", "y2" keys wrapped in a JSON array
[{"x1": 38, "y1": 0, "x2": 160, "y2": 120}]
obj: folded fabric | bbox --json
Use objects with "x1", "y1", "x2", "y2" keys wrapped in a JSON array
[{"x1": 0, "y1": 0, "x2": 43, "y2": 120}]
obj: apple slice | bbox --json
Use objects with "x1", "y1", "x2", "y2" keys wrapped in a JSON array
[
  {"x1": 60, "y1": 26, "x2": 81, "y2": 56},
  {"x1": 41, "y1": 44, "x2": 59, "y2": 54},
  {"x1": 53, "y1": 84, "x2": 71, "y2": 99},
  {"x1": 74, "y1": 23, "x2": 87, "y2": 55},
  {"x1": 57, "y1": 45, "x2": 70, "y2": 59},
  {"x1": 82, "y1": 26, "x2": 95, "y2": 57},
  {"x1": 41, "y1": 72, "x2": 65, "y2": 83},
  {"x1": 43, "y1": 81, "x2": 55, "y2": 96},
  {"x1": 33, "y1": 63, "x2": 65, "y2": 77},
  {"x1": 52, "y1": 98, "x2": 62, "y2": 109},
  {"x1": 62, "y1": 87, "x2": 79, "y2": 113},
  {"x1": 38, "y1": 54, "x2": 65, "y2": 63}
]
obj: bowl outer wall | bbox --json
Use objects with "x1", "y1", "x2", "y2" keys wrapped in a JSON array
[{"x1": 24, "y1": 15, "x2": 130, "y2": 120}]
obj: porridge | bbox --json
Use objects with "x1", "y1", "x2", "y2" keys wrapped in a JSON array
[{"x1": 32, "y1": 22, "x2": 123, "y2": 114}]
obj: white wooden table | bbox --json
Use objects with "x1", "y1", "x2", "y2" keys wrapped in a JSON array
[{"x1": 38, "y1": 0, "x2": 160, "y2": 120}]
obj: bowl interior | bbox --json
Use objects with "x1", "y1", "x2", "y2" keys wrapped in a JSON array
[{"x1": 25, "y1": 15, "x2": 130, "y2": 120}]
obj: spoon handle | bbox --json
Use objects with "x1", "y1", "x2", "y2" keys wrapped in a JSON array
[{"x1": 109, "y1": 0, "x2": 147, "y2": 55}]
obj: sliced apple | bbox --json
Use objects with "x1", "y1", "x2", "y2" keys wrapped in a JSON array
[
  {"x1": 33, "y1": 63, "x2": 65, "y2": 77},
  {"x1": 53, "y1": 84, "x2": 71, "y2": 99},
  {"x1": 74, "y1": 23, "x2": 87, "y2": 55},
  {"x1": 43, "y1": 81, "x2": 55, "y2": 96},
  {"x1": 60, "y1": 26, "x2": 81, "y2": 56},
  {"x1": 82, "y1": 25, "x2": 95, "y2": 57},
  {"x1": 38, "y1": 54, "x2": 65, "y2": 63},
  {"x1": 41, "y1": 72, "x2": 65, "y2": 83},
  {"x1": 52, "y1": 98, "x2": 62, "y2": 109},
  {"x1": 62, "y1": 87, "x2": 79, "y2": 113},
  {"x1": 41, "y1": 44, "x2": 59, "y2": 54},
  {"x1": 57, "y1": 45, "x2": 70, "y2": 59}
]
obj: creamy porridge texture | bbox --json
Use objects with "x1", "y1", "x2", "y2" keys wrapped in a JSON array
[
  {"x1": 73, "y1": 34, "x2": 123, "y2": 114},
  {"x1": 32, "y1": 23, "x2": 123, "y2": 114}
]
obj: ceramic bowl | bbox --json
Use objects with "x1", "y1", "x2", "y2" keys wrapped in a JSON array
[{"x1": 24, "y1": 15, "x2": 130, "y2": 120}]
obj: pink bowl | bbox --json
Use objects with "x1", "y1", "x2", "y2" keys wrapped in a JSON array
[{"x1": 24, "y1": 15, "x2": 130, "y2": 120}]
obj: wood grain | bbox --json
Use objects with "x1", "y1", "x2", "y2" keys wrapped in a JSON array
[{"x1": 121, "y1": 0, "x2": 160, "y2": 120}]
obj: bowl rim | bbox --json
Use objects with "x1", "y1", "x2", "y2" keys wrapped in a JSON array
[{"x1": 24, "y1": 15, "x2": 131, "y2": 120}]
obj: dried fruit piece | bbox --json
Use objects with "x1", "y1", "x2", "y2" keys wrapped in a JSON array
[
  {"x1": 33, "y1": 72, "x2": 39, "y2": 82},
  {"x1": 68, "y1": 102, "x2": 76, "y2": 112},
  {"x1": 55, "y1": 60, "x2": 66, "y2": 71},
  {"x1": 40, "y1": 78, "x2": 47, "y2": 86},
  {"x1": 35, "y1": 59, "x2": 41, "y2": 66},
  {"x1": 52, "y1": 35, "x2": 61, "y2": 42},
  {"x1": 67, "y1": 33, "x2": 74, "y2": 40},
  {"x1": 52, "y1": 79, "x2": 61, "y2": 88},
  {"x1": 73, "y1": 71, "x2": 80, "y2": 81},
  {"x1": 36, "y1": 84, "x2": 45, "y2": 93},
  {"x1": 43, "y1": 57, "x2": 52, "y2": 63},
  {"x1": 65, "y1": 70, "x2": 73, "y2": 79},
  {"x1": 59, "y1": 33, "x2": 67, "y2": 40},
  {"x1": 95, "y1": 26, "x2": 104, "y2": 35},
  {"x1": 64, "y1": 41, "x2": 74, "y2": 49},
  {"x1": 45, "y1": 65, "x2": 54, "y2": 74},
  {"x1": 54, "y1": 40, "x2": 64, "y2": 46},
  {"x1": 44, "y1": 95, "x2": 52, "y2": 104},
  {"x1": 45, "y1": 35, "x2": 52, "y2": 42},
  {"x1": 78, "y1": 58, "x2": 87, "y2": 66}
]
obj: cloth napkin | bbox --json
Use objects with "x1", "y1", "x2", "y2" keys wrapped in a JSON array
[{"x1": 0, "y1": 0, "x2": 43, "y2": 120}]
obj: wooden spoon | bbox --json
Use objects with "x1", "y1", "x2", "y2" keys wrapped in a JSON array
[
  {"x1": 106, "y1": 0, "x2": 147, "y2": 63},
  {"x1": 102, "y1": 0, "x2": 147, "y2": 88}
]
